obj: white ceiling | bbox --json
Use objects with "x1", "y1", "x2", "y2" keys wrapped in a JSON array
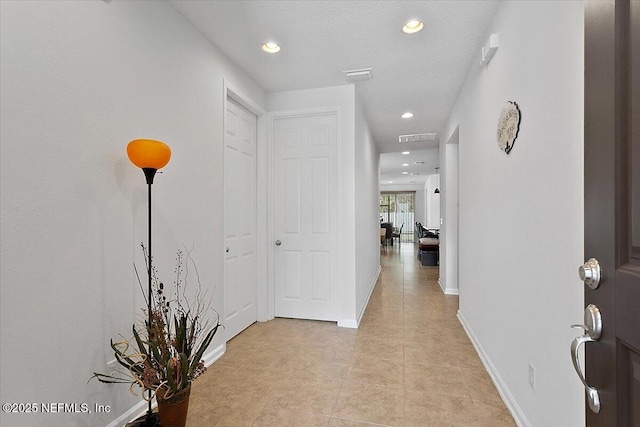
[
  {"x1": 379, "y1": 147, "x2": 439, "y2": 187},
  {"x1": 169, "y1": 0, "x2": 499, "y2": 185}
]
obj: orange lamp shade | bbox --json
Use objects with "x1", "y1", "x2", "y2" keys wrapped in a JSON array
[{"x1": 127, "y1": 139, "x2": 171, "y2": 170}]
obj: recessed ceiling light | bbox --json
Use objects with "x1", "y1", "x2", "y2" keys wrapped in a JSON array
[
  {"x1": 402, "y1": 19, "x2": 424, "y2": 34},
  {"x1": 401, "y1": 112, "x2": 414, "y2": 119},
  {"x1": 402, "y1": 172, "x2": 409, "y2": 175},
  {"x1": 262, "y1": 42, "x2": 280, "y2": 53},
  {"x1": 402, "y1": 151, "x2": 410, "y2": 155},
  {"x1": 402, "y1": 163, "x2": 409, "y2": 167},
  {"x1": 389, "y1": 181, "x2": 394, "y2": 184}
]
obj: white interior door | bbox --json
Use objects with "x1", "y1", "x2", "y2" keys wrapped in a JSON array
[
  {"x1": 224, "y1": 97, "x2": 257, "y2": 340},
  {"x1": 273, "y1": 113, "x2": 337, "y2": 321}
]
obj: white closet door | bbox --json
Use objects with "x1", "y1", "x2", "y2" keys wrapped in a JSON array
[
  {"x1": 272, "y1": 113, "x2": 337, "y2": 321},
  {"x1": 223, "y1": 97, "x2": 257, "y2": 340}
]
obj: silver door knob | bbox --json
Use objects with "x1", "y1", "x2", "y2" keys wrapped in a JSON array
[
  {"x1": 275, "y1": 240, "x2": 282, "y2": 246},
  {"x1": 225, "y1": 247, "x2": 230, "y2": 253},
  {"x1": 579, "y1": 258, "x2": 601, "y2": 289}
]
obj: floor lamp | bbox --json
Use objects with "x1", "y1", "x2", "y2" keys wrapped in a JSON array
[{"x1": 126, "y1": 139, "x2": 171, "y2": 426}]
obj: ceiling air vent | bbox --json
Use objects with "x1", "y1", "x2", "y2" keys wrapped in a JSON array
[
  {"x1": 399, "y1": 133, "x2": 437, "y2": 143},
  {"x1": 343, "y1": 68, "x2": 373, "y2": 82}
]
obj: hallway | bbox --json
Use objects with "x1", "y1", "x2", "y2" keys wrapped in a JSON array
[{"x1": 186, "y1": 244, "x2": 515, "y2": 426}]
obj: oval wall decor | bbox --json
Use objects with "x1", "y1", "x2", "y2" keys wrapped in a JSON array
[{"x1": 496, "y1": 101, "x2": 521, "y2": 154}]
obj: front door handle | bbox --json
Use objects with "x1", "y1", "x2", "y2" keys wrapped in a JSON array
[
  {"x1": 570, "y1": 334, "x2": 601, "y2": 413},
  {"x1": 570, "y1": 304, "x2": 602, "y2": 414},
  {"x1": 275, "y1": 240, "x2": 282, "y2": 246}
]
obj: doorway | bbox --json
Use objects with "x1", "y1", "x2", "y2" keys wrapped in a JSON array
[
  {"x1": 222, "y1": 82, "x2": 267, "y2": 340},
  {"x1": 380, "y1": 192, "x2": 415, "y2": 242},
  {"x1": 223, "y1": 96, "x2": 258, "y2": 340},
  {"x1": 270, "y1": 111, "x2": 339, "y2": 321}
]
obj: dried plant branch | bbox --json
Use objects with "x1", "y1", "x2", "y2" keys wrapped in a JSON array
[{"x1": 92, "y1": 245, "x2": 220, "y2": 399}]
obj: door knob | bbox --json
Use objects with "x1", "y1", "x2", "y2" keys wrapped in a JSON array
[
  {"x1": 275, "y1": 240, "x2": 282, "y2": 246},
  {"x1": 225, "y1": 247, "x2": 230, "y2": 253},
  {"x1": 570, "y1": 304, "x2": 602, "y2": 413},
  {"x1": 579, "y1": 258, "x2": 601, "y2": 289}
]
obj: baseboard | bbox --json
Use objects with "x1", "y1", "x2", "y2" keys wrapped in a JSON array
[
  {"x1": 201, "y1": 342, "x2": 226, "y2": 368},
  {"x1": 107, "y1": 399, "x2": 148, "y2": 427},
  {"x1": 337, "y1": 319, "x2": 358, "y2": 328},
  {"x1": 107, "y1": 343, "x2": 226, "y2": 427},
  {"x1": 438, "y1": 279, "x2": 460, "y2": 295},
  {"x1": 356, "y1": 266, "x2": 381, "y2": 326},
  {"x1": 338, "y1": 266, "x2": 381, "y2": 329},
  {"x1": 457, "y1": 310, "x2": 531, "y2": 427}
]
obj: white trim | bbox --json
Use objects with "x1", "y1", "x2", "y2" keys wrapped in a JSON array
[
  {"x1": 351, "y1": 266, "x2": 381, "y2": 327},
  {"x1": 438, "y1": 278, "x2": 460, "y2": 295},
  {"x1": 337, "y1": 319, "x2": 358, "y2": 328},
  {"x1": 267, "y1": 106, "x2": 343, "y2": 323},
  {"x1": 201, "y1": 342, "x2": 226, "y2": 368},
  {"x1": 266, "y1": 110, "x2": 275, "y2": 321},
  {"x1": 457, "y1": 310, "x2": 531, "y2": 427},
  {"x1": 335, "y1": 108, "x2": 345, "y2": 326},
  {"x1": 269, "y1": 106, "x2": 342, "y2": 120},
  {"x1": 108, "y1": 343, "x2": 226, "y2": 427},
  {"x1": 107, "y1": 400, "x2": 148, "y2": 427}
]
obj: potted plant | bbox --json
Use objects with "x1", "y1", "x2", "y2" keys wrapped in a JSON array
[{"x1": 92, "y1": 245, "x2": 220, "y2": 427}]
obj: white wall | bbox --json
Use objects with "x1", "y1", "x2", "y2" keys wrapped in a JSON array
[
  {"x1": 424, "y1": 174, "x2": 441, "y2": 229},
  {"x1": 267, "y1": 85, "x2": 360, "y2": 327},
  {"x1": 414, "y1": 188, "x2": 425, "y2": 232},
  {"x1": 0, "y1": 1, "x2": 265, "y2": 426},
  {"x1": 441, "y1": 1, "x2": 584, "y2": 426},
  {"x1": 354, "y1": 89, "x2": 381, "y2": 323}
]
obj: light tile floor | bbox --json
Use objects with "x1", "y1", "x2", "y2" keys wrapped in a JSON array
[{"x1": 186, "y1": 244, "x2": 515, "y2": 426}]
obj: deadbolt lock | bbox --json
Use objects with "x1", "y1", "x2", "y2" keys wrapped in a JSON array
[{"x1": 579, "y1": 258, "x2": 601, "y2": 289}]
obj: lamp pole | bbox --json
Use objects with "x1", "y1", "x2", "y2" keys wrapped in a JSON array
[
  {"x1": 143, "y1": 168, "x2": 156, "y2": 426},
  {"x1": 126, "y1": 139, "x2": 170, "y2": 427}
]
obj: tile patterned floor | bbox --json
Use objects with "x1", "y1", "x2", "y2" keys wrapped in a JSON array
[{"x1": 186, "y1": 244, "x2": 515, "y2": 426}]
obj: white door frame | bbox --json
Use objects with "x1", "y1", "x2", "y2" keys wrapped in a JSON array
[
  {"x1": 222, "y1": 80, "x2": 269, "y2": 325},
  {"x1": 267, "y1": 106, "x2": 343, "y2": 322},
  {"x1": 440, "y1": 126, "x2": 460, "y2": 295}
]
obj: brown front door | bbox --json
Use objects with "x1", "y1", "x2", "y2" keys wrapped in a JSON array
[{"x1": 583, "y1": 0, "x2": 640, "y2": 426}]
